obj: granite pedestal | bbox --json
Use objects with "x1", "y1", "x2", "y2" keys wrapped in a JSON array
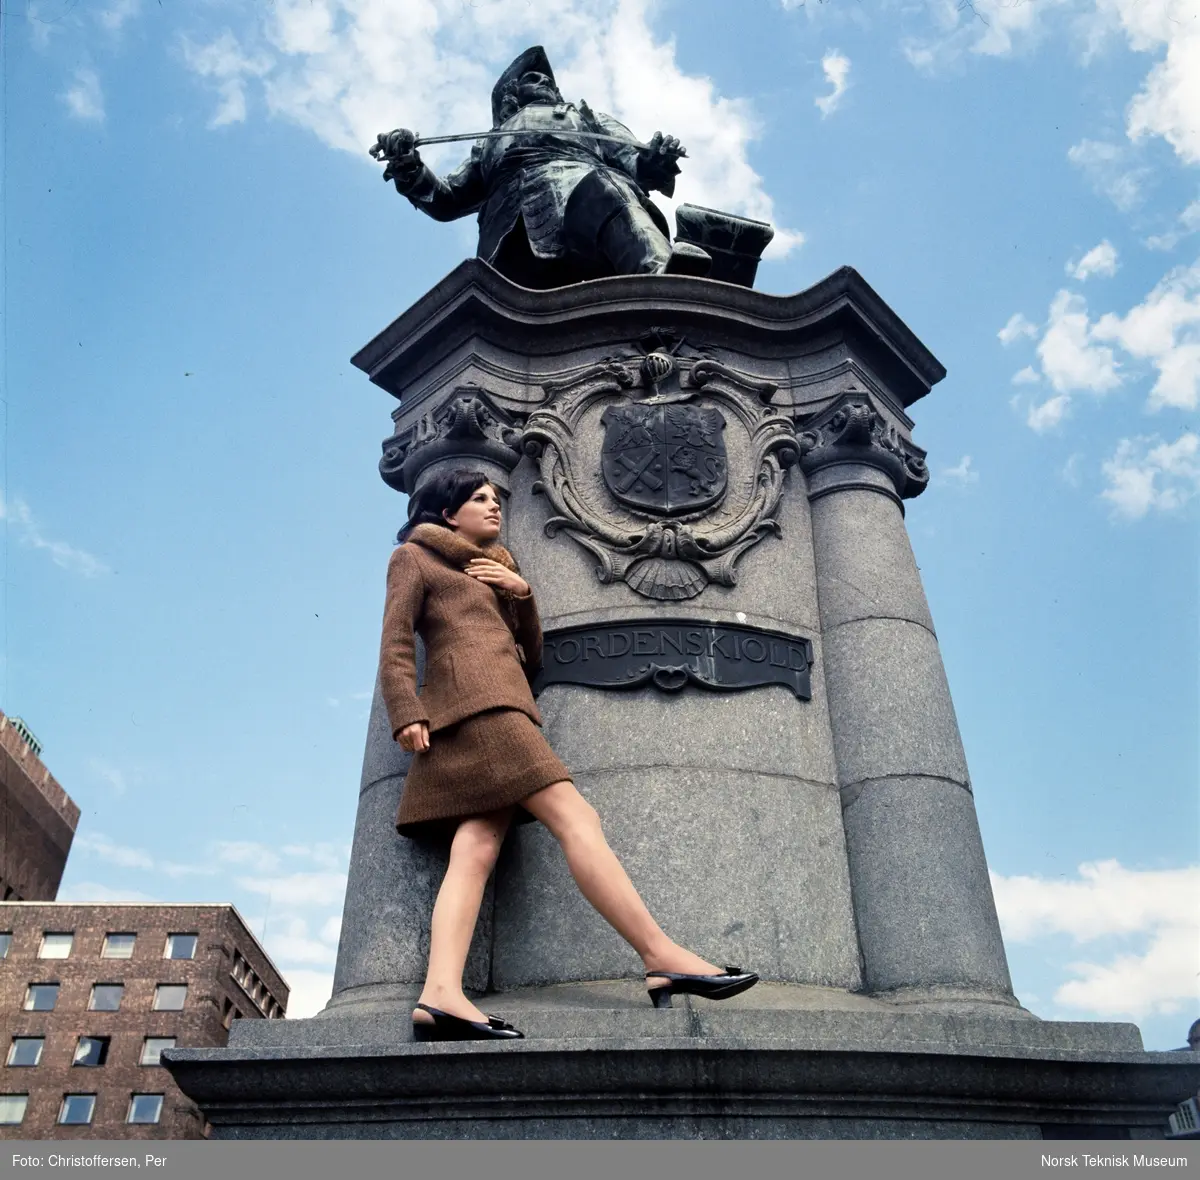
[{"x1": 167, "y1": 263, "x2": 1195, "y2": 1137}]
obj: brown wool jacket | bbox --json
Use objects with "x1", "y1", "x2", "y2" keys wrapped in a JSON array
[{"x1": 379, "y1": 523, "x2": 544, "y2": 738}]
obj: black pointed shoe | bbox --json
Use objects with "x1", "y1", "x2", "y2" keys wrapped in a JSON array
[
  {"x1": 645, "y1": 965, "x2": 759, "y2": 1009},
  {"x1": 411, "y1": 1002, "x2": 524, "y2": 1041}
]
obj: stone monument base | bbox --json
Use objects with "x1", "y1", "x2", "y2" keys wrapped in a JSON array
[{"x1": 166, "y1": 985, "x2": 1199, "y2": 1140}]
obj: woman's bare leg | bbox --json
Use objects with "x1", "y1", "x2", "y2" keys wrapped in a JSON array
[
  {"x1": 413, "y1": 807, "x2": 513, "y2": 1025},
  {"x1": 520, "y1": 781, "x2": 721, "y2": 988}
]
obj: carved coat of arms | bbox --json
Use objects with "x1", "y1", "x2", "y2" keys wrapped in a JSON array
[
  {"x1": 522, "y1": 333, "x2": 801, "y2": 601},
  {"x1": 600, "y1": 403, "x2": 727, "y2": 516}
]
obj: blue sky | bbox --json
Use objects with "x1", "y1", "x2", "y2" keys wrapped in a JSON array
[{"x1": 3, "y1": 0, "x2": 1197, "y2": 1046}]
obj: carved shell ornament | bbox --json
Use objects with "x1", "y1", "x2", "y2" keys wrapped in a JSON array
[{"x1": 522, "y1": 338, "x2": 801, "y2": 601}]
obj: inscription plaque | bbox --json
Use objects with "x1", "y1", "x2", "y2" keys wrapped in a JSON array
[{"x1": 532, "y1": 620, "x2": 814, "y2": 699}]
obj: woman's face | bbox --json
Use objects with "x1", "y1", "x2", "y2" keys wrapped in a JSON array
[{"x1": 443, "y1": 483, "x2": 502, "y2": 544}]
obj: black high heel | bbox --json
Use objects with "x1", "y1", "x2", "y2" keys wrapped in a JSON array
[
  {"x1": 645, "y1": 965, "x2": 759, "y2": 1009},
  {"x1": 411, "y1": 1002, "x2": 524, "y2": 1041}
]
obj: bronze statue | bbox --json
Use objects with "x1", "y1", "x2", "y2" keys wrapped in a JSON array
[{"x1": 371, "y1": 46, "x2": 712, "y2": 288}]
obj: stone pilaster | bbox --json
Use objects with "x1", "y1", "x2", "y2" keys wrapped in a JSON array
[{"x1": 799, "y1": 392, "x2": 1019, "y2": 1010}]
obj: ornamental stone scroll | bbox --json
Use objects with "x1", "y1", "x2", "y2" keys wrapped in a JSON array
[{"x1": 379, "y1": 384, "x2": 525, "y2": 496}]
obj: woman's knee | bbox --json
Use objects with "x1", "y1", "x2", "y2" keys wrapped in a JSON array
[
  {"x1": 526, "y1": 782, "x2": 603, "y2": 845},
  {"x1": 449, "y1": 813, "x2": 509, "y2": 876}
]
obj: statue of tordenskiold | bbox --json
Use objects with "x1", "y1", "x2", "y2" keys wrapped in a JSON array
[{"x1": 372, "y1": 46, "x2": 712, "y2": 288}]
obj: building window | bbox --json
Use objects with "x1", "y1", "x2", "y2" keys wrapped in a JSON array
[
  {"x1": 127, "y1": 1094, "x2": 164, "y2": 1124},
  {"x1": 58, "y1": 1094, "x2": 96, "y2": 1125},
  {"x1": 221, "y1": 998, "x2": 235, "y2": 1030},
  {"x1": 38, "y1": 933, "x2": 74, "y2": 959},
  {"x1": 23, "y1": 984, "x2": 59, "y2": 1011},
  {"x1": 0, "y1": 1095, "x2": 29, "y2": 1125},
  {"x1": 164, "y1": 933, "x2": 198, "y2": 960},
  {"x1": 73, "y1": 1037, "x2": 110, "y2": 1067},
  {"x1": 88, "y1": 984, "x2": 124, "y2": 1012},
  {"x1": 7, "y1": 1039, "x2": 44, "y2": 1067},
  {"x1": 153, "y1": 984, "x2": 187, "y2": 1011},
  {"x1": 101, "y1": 933, "x2": 136, "y2": 959},
  {"x1": 0, "y1": 933, "x2": 11, "y2": 959},
  {"x1": 140, "y1": 1037, "x2": 175, "y2": 1066}
]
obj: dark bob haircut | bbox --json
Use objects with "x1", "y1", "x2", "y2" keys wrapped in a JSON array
[{"x1": 396, "y1": 469, "x2": 495, "y2": 544}]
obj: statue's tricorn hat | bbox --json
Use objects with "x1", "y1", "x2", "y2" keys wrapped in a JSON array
[{"x1": 491, "y1": 45, "x2": 556, "y2": 126}]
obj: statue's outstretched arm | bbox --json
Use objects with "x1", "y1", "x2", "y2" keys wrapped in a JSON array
[{"x1": 372, "y1": 130, "x2": 487, "y2": 222}]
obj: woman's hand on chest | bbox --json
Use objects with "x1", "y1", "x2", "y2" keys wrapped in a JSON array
[{"x1": 464, "y1": 558, "x2": 530, "y2": 598}]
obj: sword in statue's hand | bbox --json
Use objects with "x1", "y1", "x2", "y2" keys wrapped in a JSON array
[{"x1": 369, "y1": 127, "x2": 687, "y2": 181}]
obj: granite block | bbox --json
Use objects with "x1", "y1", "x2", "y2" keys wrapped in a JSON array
[
  {"x1": 165, "y1": 1010, "x2": 1199, "y2": 1139},
  {"x1": 821, "y1": 617, "x2": 971, "y2": 788},
  {"x1": 535, "y1": 674, "x2": 836, "y2": 785},
  {"x1": 841, "y1": 776, "x2": 1013, "y2": 999},
  {"x1": 491, "y1": 768, "x2": 862, "y2": 990},
  {"x1": 810, "y1": 485, "x2": 936, "y2": 633}
]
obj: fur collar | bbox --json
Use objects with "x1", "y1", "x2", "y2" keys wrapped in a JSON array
[{"x1": 406, "y1": 522, "x2": 520, "y2": 575}]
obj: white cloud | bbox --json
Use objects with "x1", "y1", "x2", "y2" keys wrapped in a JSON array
[
  {"x1": 942, "y1": 454, "x2": 978, "y2": 483},
  {"x1": 1108, "y1": 0, "x2": 1200, "y2": 166},
  {"x1": 0, "y1": 492, "x2": 109, "y2": 578},
  {"x1": 281, "y1": 968, "x2": 335, "y2": 1019},
  {"x1": 62, "y1": 67, "x2": 105, "y2": 122},
  {"x1": 998, "y1": 311, "x2": 1038, "y2": 345},
  {"x1": 55, "y1": 882, "x2": 160, "y2": 904},
  {"x1": 1067, "y1": 139, "x2": 1147, "y2": 211},
  {"x1": 281, "y1": 842, "x2": 347, "y2": 870},
  {"x1": 74, "y1": 831, "x2": 155, "y2": 871},
  {"x1": 1012, "y1": 365, "x2": 1040, "y2": 385},
  {"x1": 235, "y1": 869, "x2": 349, "y2": 908},
  {"x1": 1093, "y1": 260, "x2": 1200, "y2": 411},
  {"x1": 1100, "y1": 432, "x2": 1200, "y2": 518},
  {"x1": 181, "y1": 30, "x2": 272, "y2": 128},
  {"x1": 98, "y1": 0, "x2": 140, "y2": 33},
  {"x1": 263, "y1": 916, "x2": 338, "y2": 965},
  {"x1": 1027, "y1": 393, "x2": 1072, "y2": 432},
  {"x1": 1038, "y1": 290, "x2": 1122, "y2": 395},
  {"x1": 1061, "y1": 452, "x2": 1084, "y2": 487},
  {"x1": 88, "y1": 758, "x2": 128, "y2": 796},
  {"x1": 902, "y1": 0, "x2": 1072, "y2": 69},
  {"x1": 180, "y1": 0, "x2": 804, "y2": 258},
  {"x1": 815, "y1": 50, "x2": 850, "y2": 117},
  {"x1": 1145, "y1": 199, "x2": 1200, "y2": 252},
  {"x1": 215, "y1": 840, "x2": 283, "y2": 873},
  {"x1": 158, "y1": 861, "x2": 219, "y2": 879},
  {"x1": 992, "y1": 860, "x2": 1200, "y2": 1020},
  {"x1": 1067, "y1": 240, "x2": 1119, "y2": 281}
]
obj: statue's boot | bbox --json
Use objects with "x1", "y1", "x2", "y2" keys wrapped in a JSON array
[{"x1": 598, "y1": 204, "x2": 712, "y2": 277}]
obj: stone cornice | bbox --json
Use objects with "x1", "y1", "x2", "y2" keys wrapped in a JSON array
[{"x1": 352, "y1": 260, "x2": 946, "y2": 411}]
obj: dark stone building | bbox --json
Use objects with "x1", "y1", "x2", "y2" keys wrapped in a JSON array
[
  {"x1": 0, "y1": 711, "x2": 79, "y2": 902},
  {"x1": 0, "y1": 903, "x2": 288, "y2": 1139}
]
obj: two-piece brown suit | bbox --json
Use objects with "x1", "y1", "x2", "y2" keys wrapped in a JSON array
[{"x1": 378, "y1": 522, "x2": 568, "y2": 835}]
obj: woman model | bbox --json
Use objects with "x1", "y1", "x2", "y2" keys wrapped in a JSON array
[{"x1": 380, "y1": 468, "x2": 759, "y2": 1041}]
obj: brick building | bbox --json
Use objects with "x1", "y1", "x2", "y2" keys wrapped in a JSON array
[
  {"x1": 0, "y1": 712, "x2": 79, "y2": 901},
  {"x1": 0, "y1": 903, "x2": 288, "y2": 1139}
]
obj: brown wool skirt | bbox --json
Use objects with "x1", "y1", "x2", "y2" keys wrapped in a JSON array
[{"x1": 395, "y1": 707, "x2": 572, "y2": 839}]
